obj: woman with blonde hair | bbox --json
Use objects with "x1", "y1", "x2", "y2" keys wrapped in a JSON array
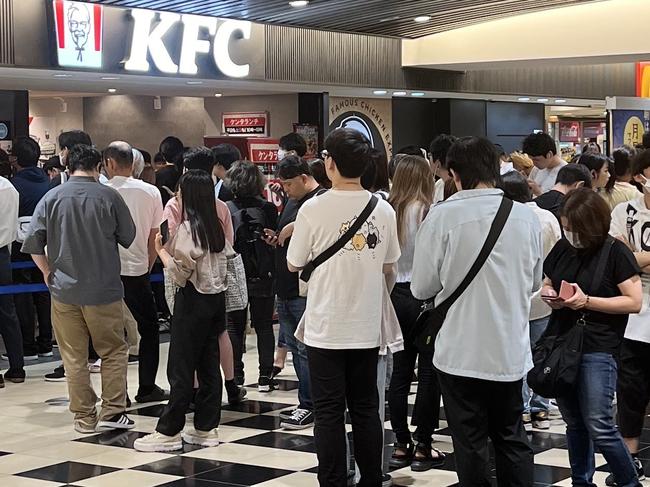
[{"x1": 388, "y1": 155, "x2": 446, "y2": 472}]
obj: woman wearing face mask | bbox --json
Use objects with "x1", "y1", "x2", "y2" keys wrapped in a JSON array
[
  {"x1": 541, "y1": 188, "x2": 642, "y2": 486},
  {"x1": 578, "y1": 153, "x2": 612, "y2": 190}
]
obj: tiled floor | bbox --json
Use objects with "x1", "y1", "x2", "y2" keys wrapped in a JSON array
[{"x1": 2, "y1": 334, "x2": 650, "y2": 486}]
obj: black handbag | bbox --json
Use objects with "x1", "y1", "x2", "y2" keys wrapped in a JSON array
[
  {"x1": 527, "y1": 237, "x2": 614, "y2": 399},
  {"x1": 412, "y1": 196, "x2": 513, "y2": 353}
]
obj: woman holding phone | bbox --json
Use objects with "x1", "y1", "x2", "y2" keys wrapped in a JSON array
[
  {"x1": 135, "y1": 169, "x2": 229, "y2": 452},
  {"x1": 541, "y1": 188, "x2": 642, "y2": 486}
]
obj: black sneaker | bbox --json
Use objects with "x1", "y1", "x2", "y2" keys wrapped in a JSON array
[
  {"x1": 225, "y1": 380, "x2": 247, "y2": 405},
  {"x1": 97, "y1": 413, "x2": 135, "y2": 430},
  {"x1": 128, "y1": 354, "x2": 139, "y2": 365},
  {"x1": 0, "y1": 375, "x2": 4, "y2": 388},
  {"x1": 605, "y1": 457, "x2": 645, "y2": 485},
  {"x1": 382, "y1": 473, "x2": 393, "y2": 487},
  {"x1": 45, "y1": 365, "x2": 66, "y2": 382},
  {"x1": 258, "y1": 376, "x2": 274, "y2": 393},
  {"x1": 280, "y1": 408, "x2": 314, "y2": 430},
  {"x1": 271, "y1": 366, "x2": 283, "y2": 379},
  {"x1": 135, "y1": 385, "x2": 170, "y2": 403},
  {"x1": 279, "y1": 408, "x2": 297, "y2": 419},
  {"x1": 4, "y1": 369, "x2": 26, "y2": 383}
]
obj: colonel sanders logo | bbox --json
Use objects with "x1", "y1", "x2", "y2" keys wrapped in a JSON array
[{"x1": 53, "y1": 0, "x2": 103, "y2": 68}]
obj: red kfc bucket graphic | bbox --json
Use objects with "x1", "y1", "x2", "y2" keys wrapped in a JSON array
[{"x1": 53, "y1": 0, "x2": 103, "y2": 69}]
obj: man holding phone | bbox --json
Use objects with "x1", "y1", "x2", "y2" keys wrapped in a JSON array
[{"x1": 104, "y1": 141, "x2": 168, "y2": 404}]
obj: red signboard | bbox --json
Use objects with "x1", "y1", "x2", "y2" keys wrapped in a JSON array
[
  {"x1": 559, "y1": 121, "x2": 581, "y2": 143},
  {"x1": 222, "y1": 111, "x2": 268, "y2": 136}
]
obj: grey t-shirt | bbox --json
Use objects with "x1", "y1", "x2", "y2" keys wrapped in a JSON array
[{"x1": 22, "y1": 176, "x2": 136, "y2": 306}]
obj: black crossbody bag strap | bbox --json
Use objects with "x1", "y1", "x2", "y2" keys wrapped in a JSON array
[
  {"x1": 437, "y1": 196, "x2": 513, "y2": 314},
  {"x1": 300, "y1": 195, "x2": 379, "y2": 282}
]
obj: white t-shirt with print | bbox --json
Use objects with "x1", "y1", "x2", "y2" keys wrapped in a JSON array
[
  {"x1": 610, "y1": 196, "x2": 650, "y2": 343},
  {"x1": 530, "y1": 161, "x2": 567, "y2": 194},
  {"x1": 287, "y1": 190, "x2": 401, "y2": 349}
]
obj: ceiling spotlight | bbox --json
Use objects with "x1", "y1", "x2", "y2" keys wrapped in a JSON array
[
  {"x1": 289, "y1": 0, "x2": 309, "y2": 6},
  {"x1": 214, "y1": 93, "x2": 223, "y2": 97},
  {"x1": 414, "y1": 16, "x2": 431, "y2": 22},
  {"x1": 186, "y1": 81, "x2": 203, "y2": 85},
  {"x1": 518, "y1": 97, "x2": 530, "y2": 102},
  {"x1": 555, "y1": 99, "x2": 567, "y2": 103},
  {"x1": 411, "y1": 92, "x2": 425, "y2": 97},
  {"x1": 53, "y1": 73, "x2": 72, "y2": 78},
  {"x1": 537, "y1": 98, "x2": 549, "y2": 102},
  {"x1": 108, "y1": 88, "x2": 117, "y2": 93},
  {"x1": 101, "y1": 76, "x2": 120, "y2": 80},
  {"x1": 393, "y1": 91, "x2": 407, "y2": 96},
  {"x1": 373, "y1": 90, "x2": 388, "y2": 95}
]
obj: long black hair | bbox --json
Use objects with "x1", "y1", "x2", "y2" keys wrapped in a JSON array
[{"x1": 179, "y1": 169, "x2": 225, "y2": 253}]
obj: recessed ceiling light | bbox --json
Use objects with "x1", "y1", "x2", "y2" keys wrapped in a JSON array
[
  {"x1": 393, "y1": 91, "x2": 407, "y2": 96},
  {"x1": 373, "y1": 90, "x2": 388, "y2": 95},
  {"x1": 289, "y1": 0, "x2": 309, "y2": 6},
  {"x1": 101, "y1": 76, "x2": 120, "y2": 80},
  {"x1": 537, "y1": 98, "x2": 549, "y2": 102},
  {"x1": 186, "y1": 81, "x2": 203, "y2": 85},
  {"x1": 414, "y1": 16, "x2": 431, "y2": 22},
  {"x1": 53, "y1": 73, "x2": 72, "y2": 78},
  {"x1": 214, "y1": 93, "x2": 223, "y2": 97},
  {"x1": 518, "y1": 97, "x2": 531, "y2": 102},
  {"x1": 108, "y1": 88, "x2": 117, "y2": 93},
  {"x1": 555, "y1": 99, "x2": 567, "y2": 103},
  {"x1": 411, "y1": 92, "x2": 426, "y2": 97}
]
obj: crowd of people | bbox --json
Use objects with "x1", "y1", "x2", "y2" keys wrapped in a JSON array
[{"x1": 0, "y1": 125, "x2": 650, "y2": 487}]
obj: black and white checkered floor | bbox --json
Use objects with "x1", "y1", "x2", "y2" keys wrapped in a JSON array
[{"x1": 2, "y1": 337, "x2": 650, "y2": 487}]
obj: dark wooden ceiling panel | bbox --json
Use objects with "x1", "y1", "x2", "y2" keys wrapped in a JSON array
[{"x1": 87, "y1": 0, "x2": 603, "y2": 38}]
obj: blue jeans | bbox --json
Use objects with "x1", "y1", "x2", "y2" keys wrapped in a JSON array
[
  {"x1": 557, "y1": 352, "x2": 639, "y2": 487},
  {"x1": 276, "y1": 297, "x2": 312, "y2": 410},
  {"x1": 523, "y1": 317, "x2": 551, "y2": 413}
]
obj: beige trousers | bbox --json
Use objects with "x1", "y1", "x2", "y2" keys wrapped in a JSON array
[
  {"x1": 51, "y1": 298, "x2": 128, "y2": 424},
  {"x1": 123, "y1": 301, "x2": 140, "y2": 355}
]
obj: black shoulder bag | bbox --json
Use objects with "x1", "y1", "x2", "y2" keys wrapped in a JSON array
[
  {"x1": 527, "y1": 237, "x2": 614, "y2": 399},
  {"x1": 413, "y1": 196, "x2": 514, "y2": 353},
  {"x1": 300, "y1": 195, "x2": 379, "y2": 283}
]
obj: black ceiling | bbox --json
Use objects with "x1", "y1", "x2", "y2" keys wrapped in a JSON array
[{"x1": 88, "y1": 0, "x2": 602, "y2": 39}]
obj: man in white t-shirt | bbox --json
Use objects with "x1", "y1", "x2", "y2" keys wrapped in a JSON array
[
  {"x1": 104, "y1": 141, "x2": 168, "y2": 404},
  {"x1": 287, "y1": 128, "x2": 400, "y2": 487},
  {"x1": 522, "y1": 132, "x2": 567, "y2": 196},
  {"x1": 607, "y1": 150, "x2": 650, "y2": 481}
]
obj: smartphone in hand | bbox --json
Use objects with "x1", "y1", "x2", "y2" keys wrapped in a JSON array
[{"x1": 160, "y1": 220, "x2": 169, "y2": 245}]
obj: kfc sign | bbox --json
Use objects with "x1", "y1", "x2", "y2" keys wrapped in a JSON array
[
  {"x1": 124, "y1": 10, "x2": 252, "y2": 78},
  {"x1": 52, "y1": 0, "x2": 103, "y2": 69}
]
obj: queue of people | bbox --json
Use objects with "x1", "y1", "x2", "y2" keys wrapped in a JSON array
[{"x1": 0, "y1": 125, "x2": 650, "y2": 487}]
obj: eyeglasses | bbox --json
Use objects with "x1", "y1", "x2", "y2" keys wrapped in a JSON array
[{"x1": 320, "y1": 150, "x2": 330, "y2": 159}]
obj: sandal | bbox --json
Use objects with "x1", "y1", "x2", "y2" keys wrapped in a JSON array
[
  {"x1": 389, "y1": 442, "x2": 414, "y2": 468},
  {"x1": 411, "y1": 442, "x2": 446, "y2": 472}
]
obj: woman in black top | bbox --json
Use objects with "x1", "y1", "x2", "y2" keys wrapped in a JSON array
[
  {"x1": 542, "y1": 188, "x2": 642, "y2": 486},
  {"x1": 225, "y1": 161, "x2": 278, "y2": 392}
]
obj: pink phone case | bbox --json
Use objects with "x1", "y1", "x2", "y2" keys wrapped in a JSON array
[{"x1": 559, "y1": 280, "x2": 576, "y2": 301}]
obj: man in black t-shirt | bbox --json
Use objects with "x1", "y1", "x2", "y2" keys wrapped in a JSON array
[
  {"x1": 535, "y1": 164, "x2": 592, "y2": 221},
  {"x1": 211, "y1": 144, "x2": 241, "y2": 202},
  {"x1": 263, "y1": 156, "x2": 320, "y2": 430},
  {"x1": 155, "y1": 136, "x2": 183, "y2": 206}
]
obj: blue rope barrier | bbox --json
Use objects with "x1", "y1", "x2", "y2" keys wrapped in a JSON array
[
  {"x1": 0, "y1": 274, "x2": 165, "y2": 295},
  {"x1": 11, "y1": 261, "x2": 38, "y2": 270}
]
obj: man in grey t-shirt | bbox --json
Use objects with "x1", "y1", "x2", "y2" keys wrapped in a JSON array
[{"x1": 22, "y1": 144, "x2": 137, "y2": 434}]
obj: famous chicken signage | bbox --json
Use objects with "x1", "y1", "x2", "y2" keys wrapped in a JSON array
[{"x1": 52, "y1": 0, "x2": 104, "y2": 69}]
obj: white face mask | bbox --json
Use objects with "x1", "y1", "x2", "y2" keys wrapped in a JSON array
[
  {"x1": 277, "y1": 149, "x2": 286, "y2": 161},
  {"x1": 564, "y1": 230, "x2": 584, "y2": 249}
]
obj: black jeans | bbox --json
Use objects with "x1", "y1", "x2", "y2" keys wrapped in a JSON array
[
  {"x1": 227, "y1": 295, "x2": 275, "y2": 380},
  {"x1": 122, "y1": 273, "x2": 160, "y2": 395},
  {"x1": 151, "y1": 261, "x2": 170, "y2": 318},
  {"x1": 0, "y1": 246, "x2": 24, "y2": 371},
  {"x1": 389, "y1": 284, "x2": 440, "y2": 444},
  {"x1": 307, "y1": 346, "x2": 382, "y2": 487},
  {"x1": 13, "y1": 266, "x2": 52, "y2": 356},
  {"x1": 438, "y1": 371, "x2": 533, "y2": 487},
  {"x1": 157, "y1": 284, "x2": 225, "y2": 436}
]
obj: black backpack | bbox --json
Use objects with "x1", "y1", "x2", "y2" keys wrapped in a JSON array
[{"x1": 228, "y1": 202, "x2": 275, "y2": 296}]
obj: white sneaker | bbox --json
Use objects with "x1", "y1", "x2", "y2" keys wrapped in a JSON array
[
  {"x1": 182, "y1": 427, "x2": 220, "y2": 447},
  {"x1": 134, "y1": 432, "x2": 182, "y2": 452},
  {"x1": 88, "y1": 359, "x2": 101, "y2": 373},
  {"x1": 523, "y1": 413, "x2": 533, "y2": 433},
  {"x1": 74, "y1": 419, "x2": 97, "y2": 434}
]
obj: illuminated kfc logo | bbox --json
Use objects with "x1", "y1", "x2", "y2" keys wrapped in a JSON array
[{"x1": 53, "y1": 0, "x2": 103, "y2": 68}]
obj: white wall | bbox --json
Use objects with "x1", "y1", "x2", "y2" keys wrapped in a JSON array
[
  {"x1": 29, "y1": 98, "x2": 84, "y2": 153},
  {"x1": 204, "y1": 94, "x2": 298, "y2": 139}
]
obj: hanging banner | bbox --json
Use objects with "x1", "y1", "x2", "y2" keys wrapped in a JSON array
[
  {"x1": 293, "y1": 124, "x2": 318, "y2": 159},
  {"x1": 559, "y1": 121, "x2": 580, "y2": 143},
  {"x1": 611, "y1": 110, "x2": 648, "y2": 148}
]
